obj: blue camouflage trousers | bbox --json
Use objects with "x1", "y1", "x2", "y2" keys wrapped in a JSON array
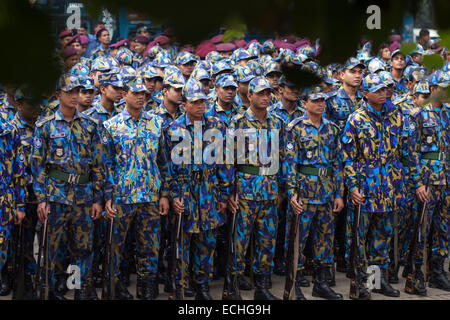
[
  {"x1": 176, "y1": 228, "x2": 216, "y2": 287},
  {"x1": 112, "y1": 202, "x2": 160, "y2": 282},
  {"x1": 286, "y1": 203, "x2": 335, "y2": 270},
  {"x1": 414, "y1": 185, "x2": 449, "y2": 264},
  {"x1": 232, "y1": 199, "x2": 278, "y2": 276},
  {"x1": 345, "y1": 209, "x2": 394, "y2": 270},
  {"x1": 0, "y1": 224, "x2": 12, "y2": 272},
  {"x1": 47, "y1": 202, "x2": 94, "y2": 289}
]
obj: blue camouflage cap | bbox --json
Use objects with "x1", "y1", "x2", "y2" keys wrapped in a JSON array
[
  {"x1": 298, "y1": 46, "x2": 316, "y2": 60},
  {"x1": 216, "y1": 74, "x2": 238, "y2": 88},
  {"x1": 410, "y1": 44, "x2": 424, "y2": 55},
  {"x1": 79, "y1": 76, "x2": 95, "y2": 90},
  {"x1": 14, "y1": 85, "x2": 34, "y2": 101},
  {"x1": 191, "y1": 67, "x2": 211, "y2": 81},
  {"x1": 211, "y1": 60, "x2": 233, "y2": 77},
  {"x1": 91, "y1": 57, "x2": 111, "y2": 72},
  {"x1": 233, "y1": 48, "x2": 251, "y2": 62},
  {"x1": 98, "y1": 72, "x2": 124, "y2": 87},
  {"x1": 234, "y1": 65, "x2": 255, "y2": 83},
  {"x1": 323, "y1": 76, "x2": 338, "y2": 85},
  {"x1": 428, "y1": 70, "x2": 449, "y2": 88},
  {"x1": 368, "y1": 58, "x2": 386, "y2": 74},
  {"x1": 363, "y1": 74, "x2": 387, "y2": 92},
  {"x1": 139, "y1": 64, "x2": 160, "y2": 79},
  {"x1": 356, "y1": 51, "x2": 372, "y2": 63},
  {"x1": 391, "y1": 49, "x2": 404, "y2": 59},
  {"x1": 163, "y1": 67, "x2": 186, "y2": 89},
  {"x1": 147, "y1": 46, "x2": 162, "y2": 59},
  {"x1": 246, "y1": 60, "x2": 262, "y2": 76},
  {"x1": 115, "y1": 48, "x2": 133, "y2": 66},
  {"x1": 176, "y1": 51, "x2": 197, "y2": 65},
  {"x1": 126, "y1": 76, "x2": 148, "y2": 93},
  {"x1": 263, "y1": 61, "x2": 282, "y2": 76},
  {"x1": 57, "y1": 74, "x2": 82, "y2": 91},
  {"x1": 205, "y1": 51, "x2": 223, "y2": 65},
  {"x1": 378, "y1": 71, "x2": 394, "y2": 86},
  {"x1": 413, "y1": 81, "x2": 430, "y2": 95},
  {"x1": 120, "y1": 66, "x2": 137, "y2": 84},
  {"x1": 262, "y1": 40, "x2": 276, "y2": 52},
  {"x1": 152, "y1": 52, "x2": 172, "y2": 68},
  {"x1": 196, "y1": 60, "x2": 211, "y2": 72},
  {"x1": 183, "y1": 78, "x2": 207, "y2": 101},
  {"x1": 307, "y1": 86, "x2": 326, "y2": 100},
  {"x1": 248, "y1": 76, "x2": 271, "y2": 93},
  {"x1": 405, "y1": 66, "x2": 426, "y2": 82},
  {"x1": 70, "y1": 62, "x2": 90, "y2": 77},
  {"x1": 344, "y1": 57, "x2": 366, "y2": 70}
]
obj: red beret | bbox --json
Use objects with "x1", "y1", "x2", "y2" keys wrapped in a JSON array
[
  {"x1": 278, "y1": 41, "x2": 295, "y2": 50},
  {"x1": 216, "y1": 42, "x2": 236, "y2": 52},
  {"x1": 154, "y1": 35, "x2": 170, "y2": 46},
  {"x1": 196, "y1": 40, "x2": 216, "y2": 59},
  {"x1": 111, "y1": 39, "x2": 130, "y2": 49},
  {"x1": 210, "y1": 34, "x2": 223, "y2": 44},
  {"x1": 67, "y1": 35, "x2": 81, "y2": 46},
  {"x1": 78, "y1": 35, "x2": 89, "y2": 46},
  {"x1": 95, "y1": 26, "x2": 107, "y2": 39},
  {"x1": 274, "y1": 39, "x2": 283, "y2": 49},
  {"x1": 283, "y1": 36, "x2": 297, "y2": 44},
  {"x1": 133, "y1": 35, "x2": 150, "y2": 45},
  {"x1": 62, "y1": 46, "x2": 78, "y2": 59},
  {"x1": 58, "y1": 29, "x2": 73, "y2": 39},
  {"x1": 235, "y1": 39, "x2": 247, "y2": 48}
]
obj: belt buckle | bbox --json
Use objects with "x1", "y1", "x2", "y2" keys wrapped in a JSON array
[
  {"x1": 318, "y1": 168, "x2": 326, "y2": 178},
  {"x1": 440, "y1": 152, "x2": 446, "y2": 161},
  {"x1": 193, "y1": 170, "x2": 202, "y2": 181},
  {"x1": 259, "y1": 167, "x2": 268, "y2": 176},
  {"x1": 68, "y1": 173, "x2": 80, "y2": 184}
]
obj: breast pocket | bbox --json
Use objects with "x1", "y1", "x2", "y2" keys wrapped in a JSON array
[
  {"x1": 422, "y1": 123, "x2": 438, "y2": 153},
  {"x1": 359, "y1": 127, "x2": 378, "y2": 159},
  {"x1": 49, "y1": 137, "x2": 67, "y2": 164},
  {"x1": 362, "y1": 162, "x2": 380, "y2": 199},
  {"x1": 300, "y1": 138, "x2": 319, "y2": 165}
]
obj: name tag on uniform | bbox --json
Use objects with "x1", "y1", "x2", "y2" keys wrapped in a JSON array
[
  {"x1": 300, "y1": 136, "x2": 313, "y2": 143},
  {"x1": 423, "y1": 121, "x2": 437, "y2": 128},
  {"x1": 358, "y1": 123, "x2": 371, "y2": 130},
  {"x1": 50, "y1": 132, "x2": 66, "y2": 139},
  {"x1": 335, "y1": 106, "x2": 350, "y2": 113}
]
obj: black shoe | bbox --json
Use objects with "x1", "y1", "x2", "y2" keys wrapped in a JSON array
[
  {"x1": 253, "y1": 274, "x2": 280, "y2": 300},
  {"x1": 114, "y1": 280, "x2": 133, "y2": 300},
  {"x1": 137, "y1": 278, "x2": 158, "y2": 300},
  {"x1": 402, "y1": 265, "x2": 411, "y2": 278},
  {"x1": 195, "y1": 283, "x2": 213, "y2": 300},
  {"x1": 48, "y1": 290, "x2": 68, "y2": 301},
  {"x1": 336, "y1": 256, "x2": 347, "y2": 273},
  {"x1": 429, "y1": 256, "x2": 450, "y2": 292},
  {"x1": 389, "y1": 264, "x2": 400, "y2": 284},
  {"x1": 372, "y1": 268, "x2": 400, "y2": 297},
  {"x1": 21, "y1": 274, "x2": 36, "y2": 300},
  {"x1": 296, "y1": 270, "x2": 310, "y2": 287},
  {"x1": 312, "y1": 266, "x2": 343, "y2": 300},
  {"x1": 295, "y1": 273, "x2": 307, "y2": 300},
  {"x1": 273, "y1": 259, "x2": 286, "y2": 276},
  {"x1": 223, "y1": 275, "x2": 242, "y2": 300},
  {"x1": 238, "y1": 275, "x2": 252, "y2": 291}
]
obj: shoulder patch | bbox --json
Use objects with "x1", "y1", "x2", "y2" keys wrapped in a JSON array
[
  {"x1": 286, "y1": 117, "x2": 303, "y2": 132},
  {"x1": 35, "y1": 114, "x2": 55, "y2": 128}
]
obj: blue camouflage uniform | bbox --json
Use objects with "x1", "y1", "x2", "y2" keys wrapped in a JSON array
[{"x1": 0, "y1": 94, "x2": 18, "y2": 122}]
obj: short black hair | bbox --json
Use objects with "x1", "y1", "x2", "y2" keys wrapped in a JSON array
[{"x1": 419, "y1": 29, "x2": 430, "y2": 38}]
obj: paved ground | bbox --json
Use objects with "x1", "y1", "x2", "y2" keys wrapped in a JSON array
[{"x1": 3, "y1": 262, "x2": 449, "y2": 300}]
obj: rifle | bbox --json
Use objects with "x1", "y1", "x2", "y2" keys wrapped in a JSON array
[
  {"x1": 168, "y1": 180, "x2": 184, "y2": 300},
  {"x1": 35, "y1": 217, "x2": 48, "y2": 300},
  {"x1": 222, "y1": 182, "x2": 239, "y2": 300},
  {"x1": 11, "y1": 223, "x2": 25, "y2": 300},
  {"x1": 405, "y1": 174, "x2": 430, "y2": 294},
  {"x1": 349, "y1": 171, "x2": 364, "y2": 300},
  {"x1": 283, "y1": 188, "x2": 301, "y2": 300},
  {"x1": 101, "y1": 195, "x2": 115, "y2": 300}
]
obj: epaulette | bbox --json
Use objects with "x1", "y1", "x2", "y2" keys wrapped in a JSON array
[
  {"x1": 35, "y1": 113, "x2": 55, "y2": 127},
  {"x1": 286, "y1": 117, "x2": 303, "y2": 132},
  {"x1": 231, "y1": 112, "x2": 245, "y2": 123}
]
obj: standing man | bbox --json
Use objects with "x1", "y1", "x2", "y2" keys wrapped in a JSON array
[
  {"x1": 0, "y1": 84, "x2": 19, "y2": 122},
  {"x1": 90, "y1": 27, "x2": 111, "y2": 60},
  {"x1": 284, "y1": 87, "x2": 344, "y2": 300},
  {"x1": 176, "y1": 52, "x2": 198, "y2": 81},
  {"x1": 227, "y1": 77, "x2": 283, "y2": 300},
  {"x1": 77, "y1": 76, "x2": 96, "y2": 113},
  {"x1": 269, "y1": 76, "x2": 304, "y2": 124},
  {"x1": 167, "y1": 78, "x2": 231, "y2": 299},
  {"x1": 389, "y1": 50, "x2": 408, "y2": 100},
  {"x1": 104, "y1": 77, "x2": 170, "y2": 300},
  {"x1": 341, "y1": 74, "x2": 403, "y2": 299},
  {"x1": 31, "y1": 74, "x2": 104, "y2": 300},
  {"x1": 409, "y1": 71, "x2": 450, "y2": 292},
  {"x1": 234, "y1": 65, "x2": 255, "y2": 109}
]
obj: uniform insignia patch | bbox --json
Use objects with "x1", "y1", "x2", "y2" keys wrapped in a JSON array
[
  {"x1": 306, "y1": 151, "x2": 313, "y2": 159},
  {"x1": 33, "y1": 137, "x2": 42, "y2": 148},
  {"x1": 56, "y1": 148, "x2": 64, "y2": 157},
  {"x1": 426, "y1": 136, "x2": 433, "y2": 144},
  {"x1": 286, "y1": 142, "x2": 294, "y2": 150},
  {"x1": 19, "y1": 152, "x2": 25, "y2": 162}
]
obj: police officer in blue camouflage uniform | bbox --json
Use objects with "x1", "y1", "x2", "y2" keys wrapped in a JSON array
[
  {"x1": 284, "y1": 87, "x2": 344, "y2": 300},
  {"x1": 233, "y1": 65, "x2": 255, "y2": 109},
  {"x1": 31, "y1": 74, "x2": 104, "y2": 300},
  {"x1": 227, "y1": 77, "x2": 283, "y2": 300},
  {"x1": 168, "y1": 78, "x2": 232, "y2": 300},
  {"x1": 0, "y1": 84, "x2": 19, "y2": 122},
  {"x1": 104, "y1": 76, "x2": 170, "y2": 300},
  {"x1": 269, "y1": 76, "x2": 304, "y2": 125},
  {"x1": 408, "y1": 70, "x2": 450, "y2": 293},
  {"x1": 77, "y1": 76, "x2": 96, "y2": 113}
]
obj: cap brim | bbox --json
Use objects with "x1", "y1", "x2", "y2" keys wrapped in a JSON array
[
  {"x1": 368, "y1": 84, "x2": 387, "y2": 92},
  {"x1": 347, "y1": 63, "x2": 366, "y2": 70},
  {"x1": 251, "y1": 86, "x2": 271, "y2": 93},
  {"x1": 239, "y1": 75, "x2": 255, "y2": 83},
  {"x1": 128, "y1": 85, "x2": 148, "y2": 92}
]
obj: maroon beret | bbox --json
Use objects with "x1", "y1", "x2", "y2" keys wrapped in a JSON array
[
  {"x1": 62, "y1": 46, "x2": 78, "y2": 59},
  {"x1": 67, "y1": 35, "x2": 81, "y2": 46},
  {"x1": 58, "y1": 29, "x2": 73, "y2": 39},
  {"x1": 95, "y1": 26, "x2": 107, "y2": 39},
  {"x1": 274, "y1": 39, "x2": 283, "y2": 49},
  {"x1": 78, "y1": 35, "x2": 89, "y2": 46},
  {"x1": 210, "y1": 34, "x2": 223, "y2": 44},
  {"x1": 133, "y1": 35, "x2": 150, "y2": 45},
  {"x1": 216, "y1": 42, "x2": 236, "y2": 52},
  {"x1": 196, "y1": 40, "x2": 216, "y2": 59},
  {"x1": 279, "y1": 41, "x2": 295, "y2": 50},
  {"x1": 235, "y1": 39, "x2": 247, "y2": 48},
  {"x1": 110, "y1": 39, "x2": 130, "y2": 49},
  {"x1": 283, "y1": 36, "x2": 297, "y2": 44},
  {"x1": 154, "y1": 35, "x2": 170, "y2": 46}
]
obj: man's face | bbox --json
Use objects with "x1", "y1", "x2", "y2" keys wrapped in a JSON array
[
  {"x1": 412, "y1": 53, "x2": 423, "y2": 64},
  {"x1": 281, "y1": 85, "x2": 300, "y2": 103},
  {"x1": 140, "y1": 31, "x2": 151, "y2": 39},
  {"x1": 155, "y1": 79, "x2": 163, "y2": 92},
  {"x1": 80, "y1": 45, "x2": 87, "y2": 56},
  {"x1": 178, "y1": 61, "x2": 196, "y2": 78},
  {"x1": 248, "y1": 89, "x2": 271, "y2": 110},
  {"x1": 200, "y1": 79, "x2": 211, "y2": 94},
  {"x1": 413, "y1": 93, "x2": 430, "y2": 106},
  {"x1": 163, "y1": 86, "x2": 183, "y2": 105},
  {"x1": 17, "y1": 100, "x2": 40, "y2": 123},
  {"x1": 265, "y1": 72, "x2": 281, "y2": 90},
  {"x1": 380, "y1": 48, "x2": 391, "y2": 60},
  {"x1": 364, "y1": 87, "x2": 387, "y2": 107},
  {"x1": 101, "y1": 85, "x2": 123, "y2": 103},
  {"x1": 65, "y1": 55, "x2": 79, "y2": 70},
  {"x1": 220, "y1": 51, "x2": 233, "y2": 58},
  {"x1": 421, "y1": 35, "x2": 430, "y2": 44},
  {"x1": 216, "y1": 86, "x2": 236, "y2": 104},
  {"x1": 134, "y1": 42, "x2": 146, "y2": 55},
  {"x1": 77, "y1": 27, "x2": 88, "y2": 35},
  {"x1": 305, "y1": 98, "x2": 326, "y2": 116},
  {"x1": 390, "y1": 54, "x2": 406, "y2": 70},
  {"x1": 99, "y1": 30, "x2": 110, "y2": 45},
  {"x1": 124, "y1": 90, "x2": 146, "y2": 110},
  {"x1": 71, "y1": 42, "x2": 82, "y2": 54},
  {"x1": 407, "y1": 79, "x2": 418, "y2": 93},
  {"x1": 57, "y1": 87, "x2": 81, "y2": 109},
  {"x1": 341, "y1": 67, "x2": 364, "y2": 88},
  {"x1": 183, "y1": 99, "x2": 206, "y2": 121},
  {"x1": 79, "y1": 88, "x2": 95, "y2": 107},
  {"x1": 144, "y1": 78, "x2": 157, "y2": 94},
  {"x1": 61, "y1": 36, "x2": 72, "y2": 47},
  {"x1": 237, "y1": 82, "x2": 249, "y2": 97}
]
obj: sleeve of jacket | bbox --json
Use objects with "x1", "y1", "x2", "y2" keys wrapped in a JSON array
[
  {"x1": 284, "y1": 125, "x2": 299, "y2": 199},
  {"x1": 91, "y1": 124, "x2": 104, "y2": 203},
  {"x1": 12, "y1": 128, "x2": 26, "y2": 210},
  {"x1": 277, "y1": 123, "x2": 285, "y2": 196},
  {"x1": 157, "y1": 129, "x2": 170, "y2": 199},
  {"x1": 408, "y1": 112, "x2": 426, "y2": 188},
  {"x1": 31, "y1": 122, "x2": 47, "y2": 204},
  {"x1": 102, "y1": 124, "x2": 116, "y2": 202},
  {"x1": 334, "y1": 133, "x2": 344, "y2": 200},
  {"x1": 341, "y1": 118, "x2": 359, "y2": 193}
]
